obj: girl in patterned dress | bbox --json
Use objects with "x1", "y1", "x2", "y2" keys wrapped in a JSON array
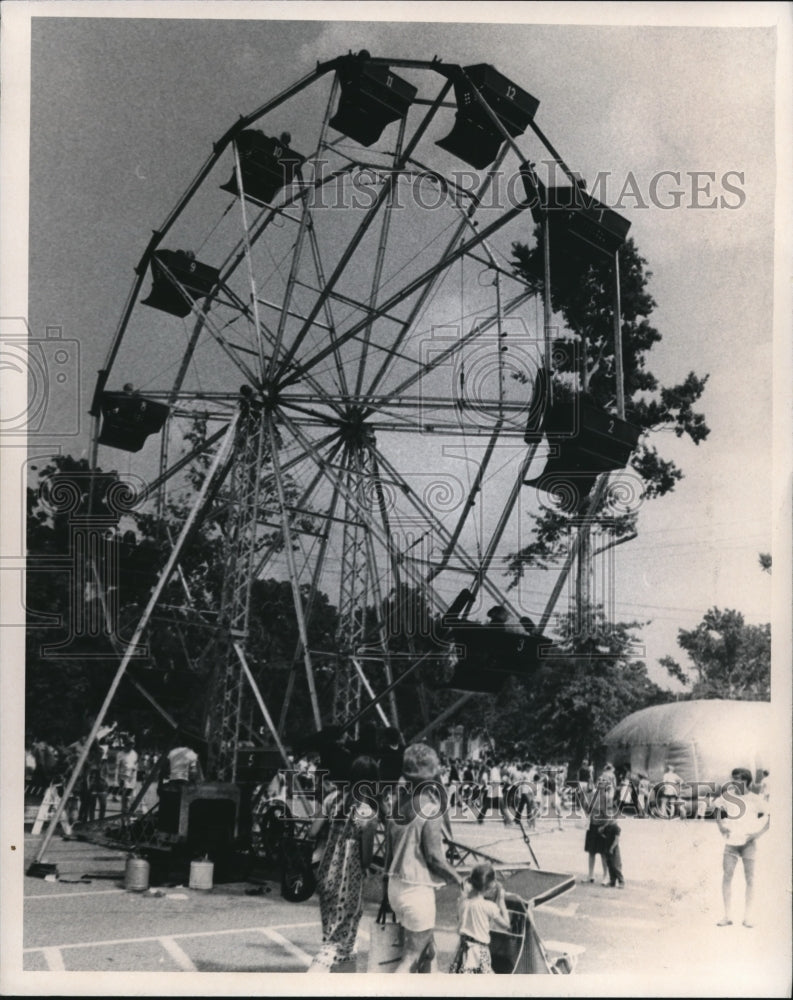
[
  {"x1": 306, "y1": 755, "x2": 379, "y2": 972},
  {"x1": 449, "y1": 863, "x2": 511, "y2": 974}
]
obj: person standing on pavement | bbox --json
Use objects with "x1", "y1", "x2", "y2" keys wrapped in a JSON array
[
  {"x1": 384, "y1": 743, "x2": 464, "y2": 973},
  {"x1": 582, "y1": 813, "x2": 609, "y2": 885},
  {"x1": 597, "y1": 763, "x2": 617, "y2": 812},
  {"x1": 117, "y1": 740, "x2": 139, "y2": 814},
  {"x1": 161, "y1": 739, "x2": 203, "y2": 788},
  {"x1": 306, "y1": 755, "x2": 379, "y2": 972},
  {"x1": 511, "y1": 764, "x2": 537, "y2": 829},
  {"x1": 448, "y1": 863, "x2": 511, "y2": 974},
  {"x1": 600, "y1": 817, "x2": 625, "y2": 888},
  {"x1": 541, "y1": 768, "x2": 564, "y2": 831},
  {"x1": 475, "y1": 758, "x2": 494, "y2": 823},
  {"x1": 636, "y1": 773, "x2": 651, "y2": 817},
  {"x1": 658, "y1": 763, "x2": 682, "y2": 818},
  {"x1": 712, "y1": 767, "x2": 770, "y2": 928}
]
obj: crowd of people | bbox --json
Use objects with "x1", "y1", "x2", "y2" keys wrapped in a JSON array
[
  {"x1": 25, "y1": 723, "x2": 157, "y2": 824},
  {"x1": 25, "y1": 717, "x2": 772, "y2": 969}
]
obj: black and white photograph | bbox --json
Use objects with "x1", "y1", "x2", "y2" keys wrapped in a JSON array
[{"x1": 1, "y1": 2, "x2": 791, "y2": 996}]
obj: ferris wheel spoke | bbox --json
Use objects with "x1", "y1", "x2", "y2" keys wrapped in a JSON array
[
  {"x1": 275, "y1": 80, "x2": 453, "y2": 380},
  {"x1": 369, "y1": 442, "x2": 524, "y2": 617},
  {"x1": 377, "y1": 288, "x2": 536, "y2": 405},
  {"x1": 354, "y1": 115, "x2": 406, "y2": 399},
  {"x1": 279, "y1": 411, "x2": 442, "y2": 607},
  {"x1": 364, "y1": 145, "x2": 511, "y2": 399},
  {"x1": 304, "y1": 216, "x2": 349, "y2": 398},
  {"x1": 282, "y1": 198, "x2": 528, "y2": 390}
]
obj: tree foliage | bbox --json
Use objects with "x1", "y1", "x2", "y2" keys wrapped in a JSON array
[
  {"x1": 24, "y1": 450, "x2": 333, "y2": 748},
  {"x1": 507, "y1": 235, "x2": 709, "y2": 580},
  {"x1": 659, "y1": 607, "x2": 770, "y2": 701},
  {"x1": 480, "y1": 606, "x2": 670, "y2": 762}
]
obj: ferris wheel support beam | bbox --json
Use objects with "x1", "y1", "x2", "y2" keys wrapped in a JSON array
[
  {"x1": 352, "y1": 657, "x2": 392, "y2": 728},
  {"x1": 276, "y1": 79, "x2": 453, "y2": 378},
  {"x1": 234, "y1": 641, "x2": 290, "y2": 765},
  {"x1": 367, "y1": 447, "x2": 416, "y2": 731},
  {"x1": 413, "y1": 692, "x2": 476, "y2": 742},
  {"x1": 268, "y1": 416, "x2": 323, "y2": 730},
  {"x1": 277, "y1": 463, "x2": 343, "y2": 736},
  {"x1": 34, "y1": 412, "x2": 240, "y2": 864},
  {"x1": 334, "y1": 446, "x2": 374, "y2": 725},
  {"x1": 362, "y1": 506, "x2": 400, "y2": 730}
]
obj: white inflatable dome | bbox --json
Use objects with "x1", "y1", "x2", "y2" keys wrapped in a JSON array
[{"x1": 603, "y1": 699, "x2": 772, "y2": 787}]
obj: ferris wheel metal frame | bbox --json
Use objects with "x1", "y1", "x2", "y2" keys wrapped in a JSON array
[{"x1": 35, "y1": 52, "x2": 636, "y2": 864}]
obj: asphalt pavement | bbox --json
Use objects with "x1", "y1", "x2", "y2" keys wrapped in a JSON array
[{"x1": 13, "y1": 811, "x2": 791, "y2": 995}]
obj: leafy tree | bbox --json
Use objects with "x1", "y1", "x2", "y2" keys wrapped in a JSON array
[
  {"x1": 758, "y1": 552, "x2": 772, "y2": 574},
  {"x1": 507, "y1": 235, "x2": 710, "y2": 580},
  {"x1": 481, "y1": 606, "x2": 670, "y2": 763},
  {"x1": 659, "y1": 607, "x2": 770, "y2": 701},
  {"x1": 24, "y1": 448, "x2": 335, "y2": 749}
]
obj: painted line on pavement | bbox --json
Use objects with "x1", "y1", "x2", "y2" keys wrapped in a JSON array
[
  {"x1": 42, "y1": 947, "x2": 65, "y2": 971},
  {"x1": 26, "y1": 888, "x2": 126, "y2": 901},
  {"x1": 24, "y1": 921, "x2": 320, "y2": 953},
  {"x1": 160, "y1": 936, "x2": 198, "y2": 971},
  {"x1": 539, "y1": 901, "x2": 579, "y2": 918},
  {"x1": 260, "y1": 928, "x2": 312, "y2": 966}
]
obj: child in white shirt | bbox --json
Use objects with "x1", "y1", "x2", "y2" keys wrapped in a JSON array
[{"x1": 449, "y1": 863, "x2": 510, "y2": 974}]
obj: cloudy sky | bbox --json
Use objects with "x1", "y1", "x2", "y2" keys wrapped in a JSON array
[{"x1": 2, "y1": 3, "x2": 789, "y2": 693}]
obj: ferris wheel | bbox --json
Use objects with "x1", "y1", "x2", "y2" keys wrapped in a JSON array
[{"x1": 87, "y1": 53, "x2": 636, "y2": 780}]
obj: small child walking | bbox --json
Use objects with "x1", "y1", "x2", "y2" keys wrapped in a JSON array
[
  {"x1": 449, "y1": 863, "x2": 511, "y2": 974},
  {"x1": 600, "y1": 818, "x2": 625, "y2": 888}
]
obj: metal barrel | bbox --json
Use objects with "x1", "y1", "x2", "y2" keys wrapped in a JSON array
[
  {"x1": 124, "y1": 856, "x2": 150, "y2": 892},
  {"x1": 189, "y1": 859, "x2": 214, "y2": 891}
]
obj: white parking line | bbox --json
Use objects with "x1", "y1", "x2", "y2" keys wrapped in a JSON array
[
  {"x1": 260, "y1": 928, "x2": 312, "y2": 966},
  {"x1": 539, "y1": 901, "x2": 580, "y2": 918},
  {"x1": 23, "y1": 921, "x2": 320, "y2": 953},
  {"x1": 160, "y1": 936, "x2": 197, "y2": 971},
  {"x1": 26, "y1": 888, "x2": 126, "y2": 901},
  {"x1": 42, "y1": 947, "x2": 65, "y2": 971}
]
